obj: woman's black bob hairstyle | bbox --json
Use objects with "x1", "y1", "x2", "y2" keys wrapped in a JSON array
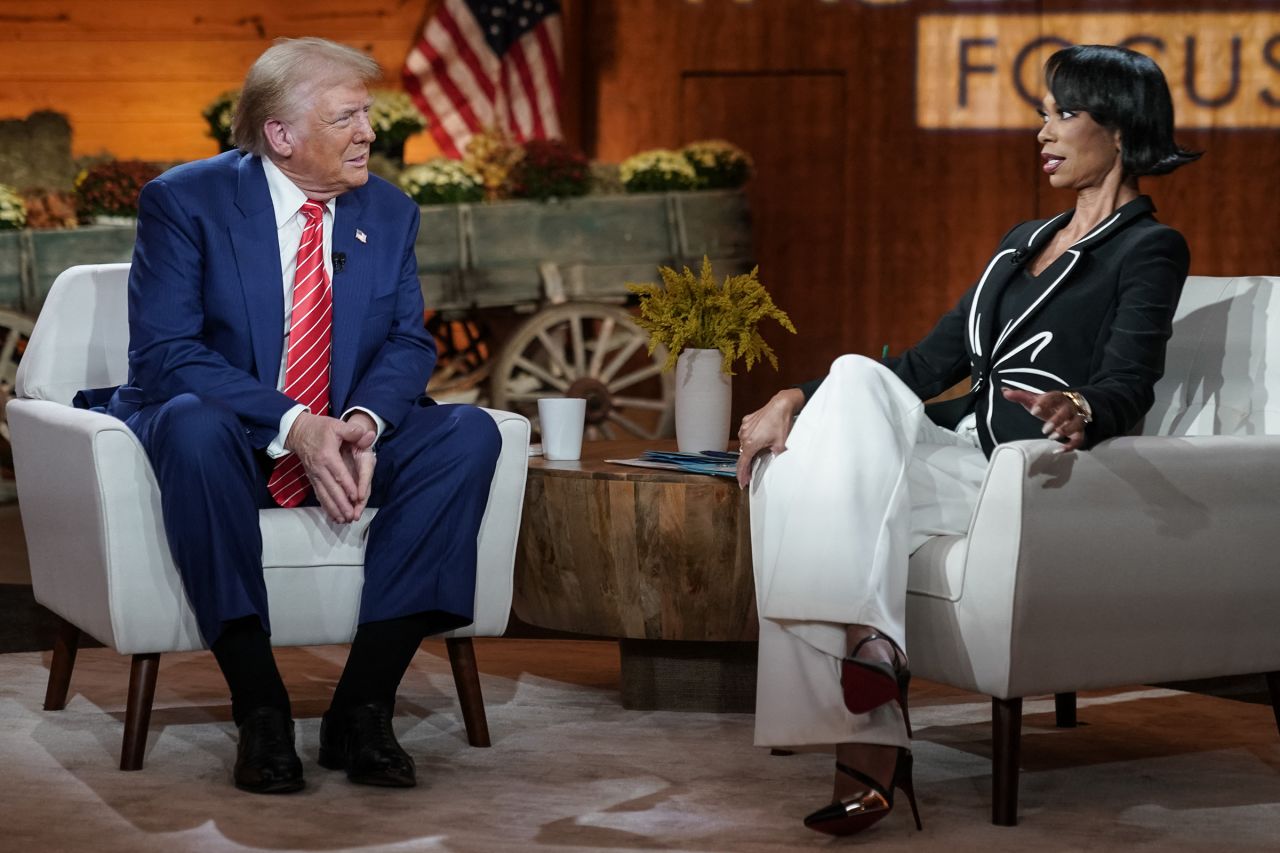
[{"x1": 1045, "y1": 44, "x2": 1202, "y2": 177}]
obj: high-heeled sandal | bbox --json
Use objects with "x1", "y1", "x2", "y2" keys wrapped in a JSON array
[
  {"x1": 803, "y1": 748, "x2": 923, "y2": 836},
  {"x1": 841, "y1": 631, "x2": 911, "y2": 733}
]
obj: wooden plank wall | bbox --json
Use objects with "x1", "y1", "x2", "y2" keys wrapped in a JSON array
[
  {"x1": 0, "y1": 0, "x2": 439, "y2": 162},
  {"x1": 0, "y1": 0, "x2": 589, "y2": 163},
  {"x1": 581, "y1": 0, "x2": 1280, "y2": 417}
]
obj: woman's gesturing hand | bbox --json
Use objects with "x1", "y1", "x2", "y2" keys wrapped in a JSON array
[
  {"x1": 736, "y1": 388, "x2": 806, "y2": 487},
  {"x1": 1000, "y1": 387, "x2": 1088, "y2": 452}
]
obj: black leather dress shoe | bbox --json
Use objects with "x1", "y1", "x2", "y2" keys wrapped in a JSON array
[
  {"x1": 234, "y1": 706, "x2": 304, "y2": 794},
  {"x1": 318, "y1": 701, "x2": 416, "y2": 787}
]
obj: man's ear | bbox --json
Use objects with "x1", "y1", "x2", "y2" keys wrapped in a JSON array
[{"x1": 264, "y1": 119, "x2": 293, "y2": 158}]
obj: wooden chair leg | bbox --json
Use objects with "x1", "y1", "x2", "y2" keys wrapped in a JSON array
[
  {"x1": 1054, "y1": 691, "x2": 1077, "y2": 728},
  {"x1": 43, "y1": 618, "x2": 82, "y2": 711},
  {"x1": 1266, "y1": 672, "x2": 1280, "y2": 738},
  {"x1": 445, "y1": 637, "x2": 491, "y2": 747},
  {"x1": 992, "y1": 697, "x2": 1023, "y2": 827},
  {"x1": 120, "y1": 653, "x2": 160, "y2": 771}
]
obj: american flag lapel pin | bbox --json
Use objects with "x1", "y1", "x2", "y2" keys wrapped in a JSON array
[{"x1": 355, "y1": 228, "x2": 367, "y2": 244}]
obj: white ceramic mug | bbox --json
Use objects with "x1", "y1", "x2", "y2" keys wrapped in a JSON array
[{"x1": 537, "y1": 397, "x2": 587, "y2": 461}]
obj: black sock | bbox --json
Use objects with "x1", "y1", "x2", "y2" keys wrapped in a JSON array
[
  {"x1": 210, "y1": 615, "x2": 291, "y2": 726},
  {"x1": 329, "y1": 610, "x2": 470, "y2": 714}
]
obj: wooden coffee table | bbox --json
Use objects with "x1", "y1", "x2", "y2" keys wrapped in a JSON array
[{"x1": 513, "y1": 439, "x2": 757, "y2": 711}]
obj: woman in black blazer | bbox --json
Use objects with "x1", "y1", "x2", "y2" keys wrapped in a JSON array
[{"x1": 736, "y1": 45, "x2": 1200, "y2": 837}]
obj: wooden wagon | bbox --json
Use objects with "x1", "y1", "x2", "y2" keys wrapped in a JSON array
[
  {"x1": 416, "y1": 189, "x2": 754, "y2": 439},
  {"x1": 0, "y1": 188, "x2": 754, "y2": 442}
]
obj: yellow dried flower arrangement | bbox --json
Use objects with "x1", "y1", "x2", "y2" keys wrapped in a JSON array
[
  {"x1": 464, "y1": 127, "x2": 525, "y2": 200},
  {"x1": 628, "y1": 257, "x2": 796, "y2": 375}
]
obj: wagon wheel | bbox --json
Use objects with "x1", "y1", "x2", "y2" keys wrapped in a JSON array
[
  {"x1": 0, "y1": 310, "x2": 34, "y2": 444},
  {"x1": 425, "y1": 312, "x2": 493, "y2": 405},
  {"x1": 0, "y1": 310, "x2": 34, "y2": 502},
  {"x1": 490, "y1": 303, "x2": 674, "y2": 441}
]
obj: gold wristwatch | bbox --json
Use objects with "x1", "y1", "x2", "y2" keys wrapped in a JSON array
[{"x1": 1063, "y1": 390, "x2": 1093, "y2": 424}]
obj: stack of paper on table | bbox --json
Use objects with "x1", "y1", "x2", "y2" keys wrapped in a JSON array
[{"x1": 605, "y1": 449, "x2": 738, "y2": 478}]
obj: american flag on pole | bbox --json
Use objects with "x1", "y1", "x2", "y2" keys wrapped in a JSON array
[{"x1": 402, "y1": 0, "x2": 564, "y2": 158}]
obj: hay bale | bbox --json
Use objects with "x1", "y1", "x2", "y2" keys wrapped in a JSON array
[{"x1": 0, "y1": 111, "x2": 75, "y2": 192}]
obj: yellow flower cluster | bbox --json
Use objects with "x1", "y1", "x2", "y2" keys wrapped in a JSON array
[
  {"x1": 202, "y1": 90, "x2": 240, "y2": 149},
  {"x1": 210, "y1": 92, "x2": 237, "y2": 131},
  {"x1": 619, "y1": 149, "x2": 698, "y2": 192},
  {"x1": 399, "y1": 158, "x2": 485, "y2": 205},
  {"x1": 464, "y1": 128, "x2": 525, "y2": 200},
  {"x1": 682, "y1": 139, "x2": 753, "y2": 188},
  {"x1": 0, "y1": 184, "x2": 26, "y2": 230},
  {"x1": 628, "y1": 257, "x2": 796, "y2": 374},
  {"x1": 683, "y1": 139, "x2": 751, "y2": 170}
]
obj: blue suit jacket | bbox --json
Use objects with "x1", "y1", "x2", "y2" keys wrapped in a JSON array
[{"x1": 112, "y1": 150, "x2": 436, "y2": 449}]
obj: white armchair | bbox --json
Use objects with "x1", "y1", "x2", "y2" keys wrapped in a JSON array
[
  {"x1": 905, "y1": 275, "x2": 1280, "y2": 824},
  {"x1": 7, "y1": 263, "x2": 531, "y2": 770}
]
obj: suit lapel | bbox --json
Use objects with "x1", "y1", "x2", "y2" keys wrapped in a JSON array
[
  {"x1": 989, "y1": 247, "x2": 1081, "y2": 362},
  {"x1": 329, "y1": 189, "x2": 373, "y2": 410},
  {"x1": 230, "y1": 155, "x2": 285, "y2": 386},
  {"x1": 967, "y1": 248, "x2": 1022, "y2": 392}
]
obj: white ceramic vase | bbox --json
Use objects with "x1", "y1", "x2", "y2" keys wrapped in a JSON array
[{"x1": 675, "y1": 347, "x2": 732, "y2": 452}]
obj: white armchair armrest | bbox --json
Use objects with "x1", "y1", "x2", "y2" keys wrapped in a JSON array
[
  {"x1": 450, "y1": 407, "x2": 530, "y2": 638},
  {"x1": 956, "y1": 436, "x2": 1280, "y2": 696},
  {"x1": 8, "y1": 398, "x2": 180, "y2": 651}
]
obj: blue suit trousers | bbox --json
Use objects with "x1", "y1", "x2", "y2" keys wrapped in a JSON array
[{"x1": 127, "y1": 396, "x2": 501, "y2": 646}]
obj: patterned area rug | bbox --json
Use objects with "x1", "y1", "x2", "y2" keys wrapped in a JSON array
[{"x1": 2, "y1": 639, "x2": 1279, "y2": 852}]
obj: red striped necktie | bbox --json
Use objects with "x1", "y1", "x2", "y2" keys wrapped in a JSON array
[{"x1": 268, "y1": 200, "x2": 334, "y2": 507}]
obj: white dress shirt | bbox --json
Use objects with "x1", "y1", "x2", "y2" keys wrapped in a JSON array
[{"x1": 261, "y1": 157, "x2": 384, "y2": 457}]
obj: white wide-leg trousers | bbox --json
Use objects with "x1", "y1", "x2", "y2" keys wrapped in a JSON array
[{"x1": 750, "y1": 355, "x2": 987, "y2": 748}]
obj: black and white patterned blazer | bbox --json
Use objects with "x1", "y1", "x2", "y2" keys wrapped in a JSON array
[{"x1": 884, "y1": 195, "x2": 1190, "y2": 455}]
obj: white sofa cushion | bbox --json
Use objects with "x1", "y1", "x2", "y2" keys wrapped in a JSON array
[
  {"x1": 905, "y1": 534, "x2": 967, "y2": 601},
  {"x1": 260, "y1": 507, "x2": 373, "y2": 568}
]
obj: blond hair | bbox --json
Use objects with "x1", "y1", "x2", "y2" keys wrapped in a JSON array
[{"x1": 232, "y1": 37, "x2": 381, "y2": 156}]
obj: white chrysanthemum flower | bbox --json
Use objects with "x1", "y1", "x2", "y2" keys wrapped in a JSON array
[
  {"x1": 370, "y1": 91, "x2": 427, "y2": 138},
  {"x1": 398, "y1": 158, "x2": 484, "y2": 204}
]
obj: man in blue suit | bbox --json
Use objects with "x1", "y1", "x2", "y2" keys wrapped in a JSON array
[{"x1": 113, "y1": 37, "x2": 500, "y2": 793}]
